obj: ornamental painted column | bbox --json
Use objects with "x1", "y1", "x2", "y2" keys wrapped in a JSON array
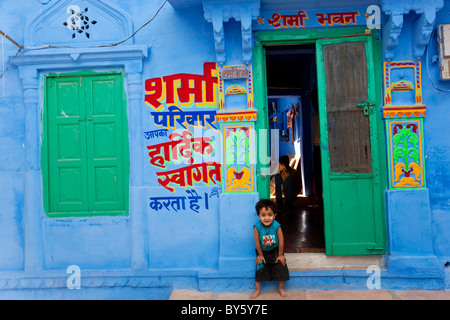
[
  {"x1": 217, "y1": 64, "x2": 257, "y2": 196},
  {"x1": 199, "y1": 1, "x2": 261, "y2": 279},
  {"x1": 212, "y1": 64, "x2": 259, "y2": 275},
  {"x1": 382, "y1": 60, "x2": 441, "y2": 275}
]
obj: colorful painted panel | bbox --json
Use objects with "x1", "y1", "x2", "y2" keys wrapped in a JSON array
[
  {"x1": 144, "y1": 63, "x2": 222, "y2": 195},
  {"x1": 383, "y1": 60, "x2": 426, "y2": 118},
  {"x1": 386, "y1": 119, "x2": 425, "y2": 189},
  {"x1": 218, "y1": 64, "x2": 254, "y2": 110},
  {"x1": 222, "y1": 124, "x2": 255, "y2": 193},
  {"x1": 384, "y1": 61, "x2": 422, "y2": 106},
  {"x1": 383, "y1": 60, "x2": 427, "y2": 189}
]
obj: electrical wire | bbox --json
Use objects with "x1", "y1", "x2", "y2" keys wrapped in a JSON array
[
  {"x1": 111, "y1": 0, "x2": 168, "y2": 47},
  {"x1": 0, "y1": 48, "x2": 22, "y2": 80},
  {"x1": 0, "y1": 0, "x2": 168, "y2": 78},
  {"x1": 0, "y1": 29, "x2": 24, "y2": 50}
]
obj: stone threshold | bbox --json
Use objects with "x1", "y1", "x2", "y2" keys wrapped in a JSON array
[{"x1": 285, "y1": 253, "x2": 384, "y2": 270}]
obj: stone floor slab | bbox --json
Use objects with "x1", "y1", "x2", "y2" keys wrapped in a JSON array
[{"x1": 169, "y1": 289, "x2": 450, "y2": 300}]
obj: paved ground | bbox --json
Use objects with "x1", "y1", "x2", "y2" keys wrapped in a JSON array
[{"x1": 170, "y1": 289, "x2": 450, "y2": 300}]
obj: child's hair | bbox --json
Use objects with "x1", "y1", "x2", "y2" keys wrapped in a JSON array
[
  {"x1": 279, "y1": 155, "x2": 294, "y2": 174},
  {"x1": 255, "y1": 199, "x2": 276, "y2": 216},
  {"x1": 279, "y1": 155, "x2": 290, "y2": 168}
]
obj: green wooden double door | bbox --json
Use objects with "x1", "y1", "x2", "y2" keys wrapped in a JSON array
[
  {"x1": 255, "y1": 30, "x2": 387, "y2": 255},
  {"x1": 43, "y1": 72, "x2": 129, "y2": 217}
]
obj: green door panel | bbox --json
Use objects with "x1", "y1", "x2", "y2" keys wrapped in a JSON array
[
  {"x1": 47, "y1": 77, "x2": 89, "y2": 214},
  {"x1": 316, "y1": 36, "x2": 386, "y2": 255},
  {"x1": 43, "y1": 72, "x2": 129, "y2": 217},
  {"x1": 84, "y1": 75, "x2": 127, "y2": 213}
]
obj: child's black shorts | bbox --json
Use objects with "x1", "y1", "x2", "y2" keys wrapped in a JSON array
[{"x1": 255, "y1": 248, "x2": 290, "y2": 282}]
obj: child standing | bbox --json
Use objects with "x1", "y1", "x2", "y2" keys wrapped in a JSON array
[{"x1": 251, "y1": 199, "x2": 290, "y2": 299}]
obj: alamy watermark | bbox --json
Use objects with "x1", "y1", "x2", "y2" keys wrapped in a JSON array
[
  {"x1": 66, "y1": 265, "x2": 81, "y2": 290},
  {"x1": 366, "y1": 5, "x2": 381, "y2": 30},
  {"x1": 366, "y1": 265, "x2": 381, "y2": 290}
]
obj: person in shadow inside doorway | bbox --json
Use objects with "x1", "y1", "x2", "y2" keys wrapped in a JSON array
[{"x1": 275, "y1": 155, "x2": 301, "y2": 211}]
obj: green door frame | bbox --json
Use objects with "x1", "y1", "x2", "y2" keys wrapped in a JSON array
[
  {"x1": 42, "y1": 70, "x2": 130, "y2": 217},
  {"x1": 253, "y1": 27, "x2": 387, "y2": 254}
]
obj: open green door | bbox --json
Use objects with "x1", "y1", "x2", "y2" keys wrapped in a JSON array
[{"x1": 316, "y1": 36, "x2": 386, "y2": 255}]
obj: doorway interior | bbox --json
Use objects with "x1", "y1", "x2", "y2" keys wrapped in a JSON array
[{"x1": 265, "y1": 44, "x2": 325, "y2": 253}]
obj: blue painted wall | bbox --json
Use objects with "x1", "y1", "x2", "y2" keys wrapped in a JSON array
[
  {"x1": 421, "y1": 2, "x2": 450, "y2": 267},
  {"x1": 378, "y1": 0, "x2": 450, "y2": 281},
  {"x1": 0, "y1": 0, "x2": 449, "y2": 299}
]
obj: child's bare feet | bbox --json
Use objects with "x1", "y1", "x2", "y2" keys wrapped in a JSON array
[
  {"x1": 250, "y1": 289, "x2": 261, "y2": 299},
  {"x1": 251, "y1": 281, "x2": 262, "y2": 299},
  {"x1": 278, "y1": 281, "x2": 288, "y2": 297},
  {"x1": 278, "y1": 288, "x2": 288, "y2": 297}
]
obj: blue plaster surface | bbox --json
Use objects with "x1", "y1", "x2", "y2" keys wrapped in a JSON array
[
  {"x1": 0, "y1": 0, "x2": 449, "y2": 299},
  {"x1": 0, "y1": 286, "x2": 172, "y2": 300},
  {"x1": 421, "y1": 1, "x2": 450, "y2": 271},
  {"x1": 0, "y1": 173, "x2": 24, "y2": 271},
  {"x1": 42, "y1": 216, "x2": 132, "y2": 269},
  {"x1": 386, "y1": 189, "x2": 434, "y2": 256},
  {"x1": 147, "y1": 186, "x2": 221, "y2": 269}
]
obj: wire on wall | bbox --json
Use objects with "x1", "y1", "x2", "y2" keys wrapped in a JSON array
[
  {"x1": 0, "y1": 0, "x2": 168, "y2": 79},
  {"x1": 0, "y1": 48, "x2": 22, "y2": 80}
]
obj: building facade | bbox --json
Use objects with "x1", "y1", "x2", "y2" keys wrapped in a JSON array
[{"x1": 0, "y1": 0, "x2": 449, "y2": 299}]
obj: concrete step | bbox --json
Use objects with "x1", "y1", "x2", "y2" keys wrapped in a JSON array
[
  {"x1": 285, "y1": 253, "x2": 384, "y2": 270},
  {"x1": 169, "y1": 288, "x2": 450, "y2": 300}
]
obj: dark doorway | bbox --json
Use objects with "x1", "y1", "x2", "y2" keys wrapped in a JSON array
[{"x1": 265, "y1": 44, "x2": 325, "y2": 253}]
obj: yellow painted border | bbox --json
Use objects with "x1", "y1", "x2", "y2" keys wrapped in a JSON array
[{"x1": 222, "y1": 124, "x2": 255, "y2": 192}]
